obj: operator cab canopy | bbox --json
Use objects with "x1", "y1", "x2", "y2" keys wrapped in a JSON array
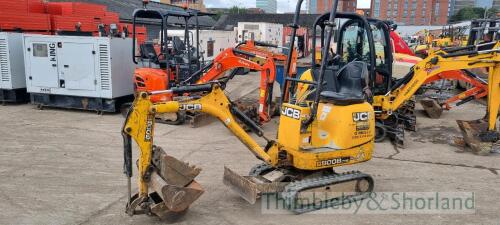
[{"x1": 308, "y1": 13, "x2": 393, "y2": 105}]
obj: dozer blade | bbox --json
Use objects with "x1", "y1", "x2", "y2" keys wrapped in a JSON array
[
  {"x1": 456, "y1": 120, "x2": 496, "y2": 155},
  {"x1": 187, "y1": 112, "x2": 215, "y2": 128},
  {"x1": 223, "y1": 166, "x2": 287, "y2": 204},
  {"x1": 420, "y1": 99, "x2": 443, "y2": 119},
  {"x1": 223, "y1": 166, "x2": 259, "y2": 204}
]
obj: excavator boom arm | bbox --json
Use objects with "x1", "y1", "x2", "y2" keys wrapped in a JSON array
[
  {"x1": 123, "y1": 85, "x2": 273, "y2": 196},
  {"x1": 196, "y1": 48, "x2": 264, "y2": 84}
]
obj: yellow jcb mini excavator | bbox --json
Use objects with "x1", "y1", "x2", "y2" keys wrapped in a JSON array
[
  {"x1": 373, "y1": 42, "x2": 500, "y2": 154},
  {"x1": 122, "y1": 0, "x2": 375, "y2": 218}
]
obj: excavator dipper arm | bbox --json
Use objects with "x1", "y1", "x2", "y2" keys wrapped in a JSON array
[{"x1": 422, "y1": 69, "x2": 488, "y2": 110}]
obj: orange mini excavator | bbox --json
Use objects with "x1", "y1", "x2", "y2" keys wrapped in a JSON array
[
  {"x1": 133, "y1": 41, "x2": 297, "y2": 125},
  {"x1": 126, "y1": 3, "x2": 297, "y2": 125}
]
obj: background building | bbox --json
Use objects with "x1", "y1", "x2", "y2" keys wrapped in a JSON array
[
  {"x1": 207, "y1": 7, "x2": 265, "y2": 14},
  {"x1": 158, "y1": 0, "x2": 207, "y2": 12},
  {"x1": 308, "y1": 0, "x2": 357, "y2": 14},
  {"x1": 370, "y1": 0, "x2": 450, "y2": 25},
  {"x1": 256, "y1": 0, "x2": 277, "y2": 13},
  {"x1": 308, "y1": 0, "x2": 317, "y2": 13}
]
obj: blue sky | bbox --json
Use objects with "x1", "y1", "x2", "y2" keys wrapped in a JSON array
[{"x1": 204, "y1": 0, "x2": 303, "y2": 13}]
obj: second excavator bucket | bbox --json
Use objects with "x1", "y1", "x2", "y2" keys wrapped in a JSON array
[
  {"x1": 147, "y1": 146, "x2": 204, "y2": 219},
  {"x1": 149, "y1": 172, "x2": 204, "y2": 212},
  {"x1": 420, "y1": 99, "x2": 443, "y2": 119},
  {"x1": 456, "y1": 119, "x2": 498, "y2": 155},
  {"x1": 222, "y1": 166, "x2": 287, "y2": 204}
]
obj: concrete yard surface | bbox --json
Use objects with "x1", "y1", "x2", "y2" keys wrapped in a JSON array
[{"x1": 0, "y1": 98, "x2": 499, "y2": 224}]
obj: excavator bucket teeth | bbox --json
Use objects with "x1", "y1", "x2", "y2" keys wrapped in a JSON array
[
  {"x1": 456, "y1": 120, "x2": 494, "y2": 155},
  {"x1": 223, "y1": 167, "x2": 259, "y2": 204},
  {"x1": 420, "y1": 99, "x2": 443, "y2": 119},
  {"x1": 152, "y1": 146, "x2": 201, "y2": 187}
]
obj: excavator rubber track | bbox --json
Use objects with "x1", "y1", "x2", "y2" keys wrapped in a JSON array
[{"x1": 281, "y1": 171, "x2": 374, "y2": 214}]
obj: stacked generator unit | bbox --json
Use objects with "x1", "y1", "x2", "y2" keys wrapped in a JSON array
[
  {"x1": 23, "y1": 34, "x2": 134, "y2": 112},
  {"x1": 0, "y1": 32, "x2": 29, "y2": 103}
]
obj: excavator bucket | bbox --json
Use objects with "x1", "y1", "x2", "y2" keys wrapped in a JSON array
[
  {"x1": 456, "y1": 120, "x2": 496, "y2": 155},
  {"x1": 149, "y1": 172, "x2": 204, "y2": 212},
  {"x1": 420, "y1": 99, "x2": 443, "y2": 118},
  {"x1": 147, "y1": 146, "x2": 204, "y2": 218},
  {"x1": 222, "y1": 166, "x2": 287, "y2": 204}
]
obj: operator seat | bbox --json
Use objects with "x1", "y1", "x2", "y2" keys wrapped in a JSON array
[
  {"x1": 172, "y1": 37, "x2": 186, "y2": 53},
  {"x1": 140, "y1": 42, "x2": 158, "y2": 63},
  {"x1": 320, "y1": 61, "x2": 370, "y2": 106}
]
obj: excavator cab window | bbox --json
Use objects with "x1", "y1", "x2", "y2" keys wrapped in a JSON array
[
  {"x1": 369, "y1": 20, "x2": 393, "y2": 95},
  {"x1": 336, "y1": 17, "x2": 392, "y2": 95},
  {"x1": 338, "y1": 21, "x2": 368, "y2": 64}
]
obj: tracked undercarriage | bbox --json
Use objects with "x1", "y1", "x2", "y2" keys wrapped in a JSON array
[{"x1": 223, "y1": 164, "x2": 374, "y2": 213}]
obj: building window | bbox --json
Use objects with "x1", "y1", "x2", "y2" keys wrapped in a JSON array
[
  {"x1": 207, "y1": 40, "x2": 214, "y2": 57},
  {"x1": 403, "y1": 0, "x2": 409, "y2": 17},
  {"x1": 422, "y1": 0, "x2": 427, "y2": 17},
  {"x1": 394, "y1": 0, "x2": 398, "y2": 16},
  {"x1": 374, "y1": 0, "x2": 381, "y2": 17},
  {"x1": 388, "y1": 0, "x2": 392, "y2": 16}
]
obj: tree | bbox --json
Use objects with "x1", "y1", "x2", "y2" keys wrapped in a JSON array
[
  {"x1": 228, "y1": 6, "x2": 248, "y2": 14},
  {"x1": 486, "y1": 7, "x2": 499, "y2": 18},
  {"x1": 449, "y1": 7, "x2": 486, "y2": 22}
]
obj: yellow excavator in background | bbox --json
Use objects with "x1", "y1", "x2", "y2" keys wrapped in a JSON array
[
  {"x1": 414, "y1": 25, "x2": 469, "y2": 58},
  {"x1": 122, "y1": 0, "x2": 377, "y2": 219},
  {"x1": 374, "y1": 42, "x2": 500, "y2": 153}
]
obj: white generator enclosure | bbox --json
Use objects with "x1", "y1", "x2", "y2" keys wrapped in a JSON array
[
  {"x1": 23, "y1": 35, "x2": 134, "y2": 112},
  {"x1": 0, "y1": 32, "x2": 29, "y2": 102},
  {"x1": 237, "y1": 22, "x2": 283, "y2": 53}
]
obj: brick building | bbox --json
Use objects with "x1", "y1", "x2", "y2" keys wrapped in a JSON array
[
  {"x1": 370, "y1": 0, "x2": 450, "y2": 25},
  {"x1": 308, "y1": 0, "x2": 357, "y2": 14}
]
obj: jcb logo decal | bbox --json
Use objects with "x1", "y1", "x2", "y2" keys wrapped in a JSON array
[
  {"x1": 281, "y1": 107, "x2": 300, "y2": 120},
  {"x1": 180, "y1": 104, "x2": 202, "y2": 111},
  {"x1": 353, "y1": 112, "x2": 369, "y2": 122},
  {"x1": 144, "y1": 115, "x2": 153, "y2": 142}
]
